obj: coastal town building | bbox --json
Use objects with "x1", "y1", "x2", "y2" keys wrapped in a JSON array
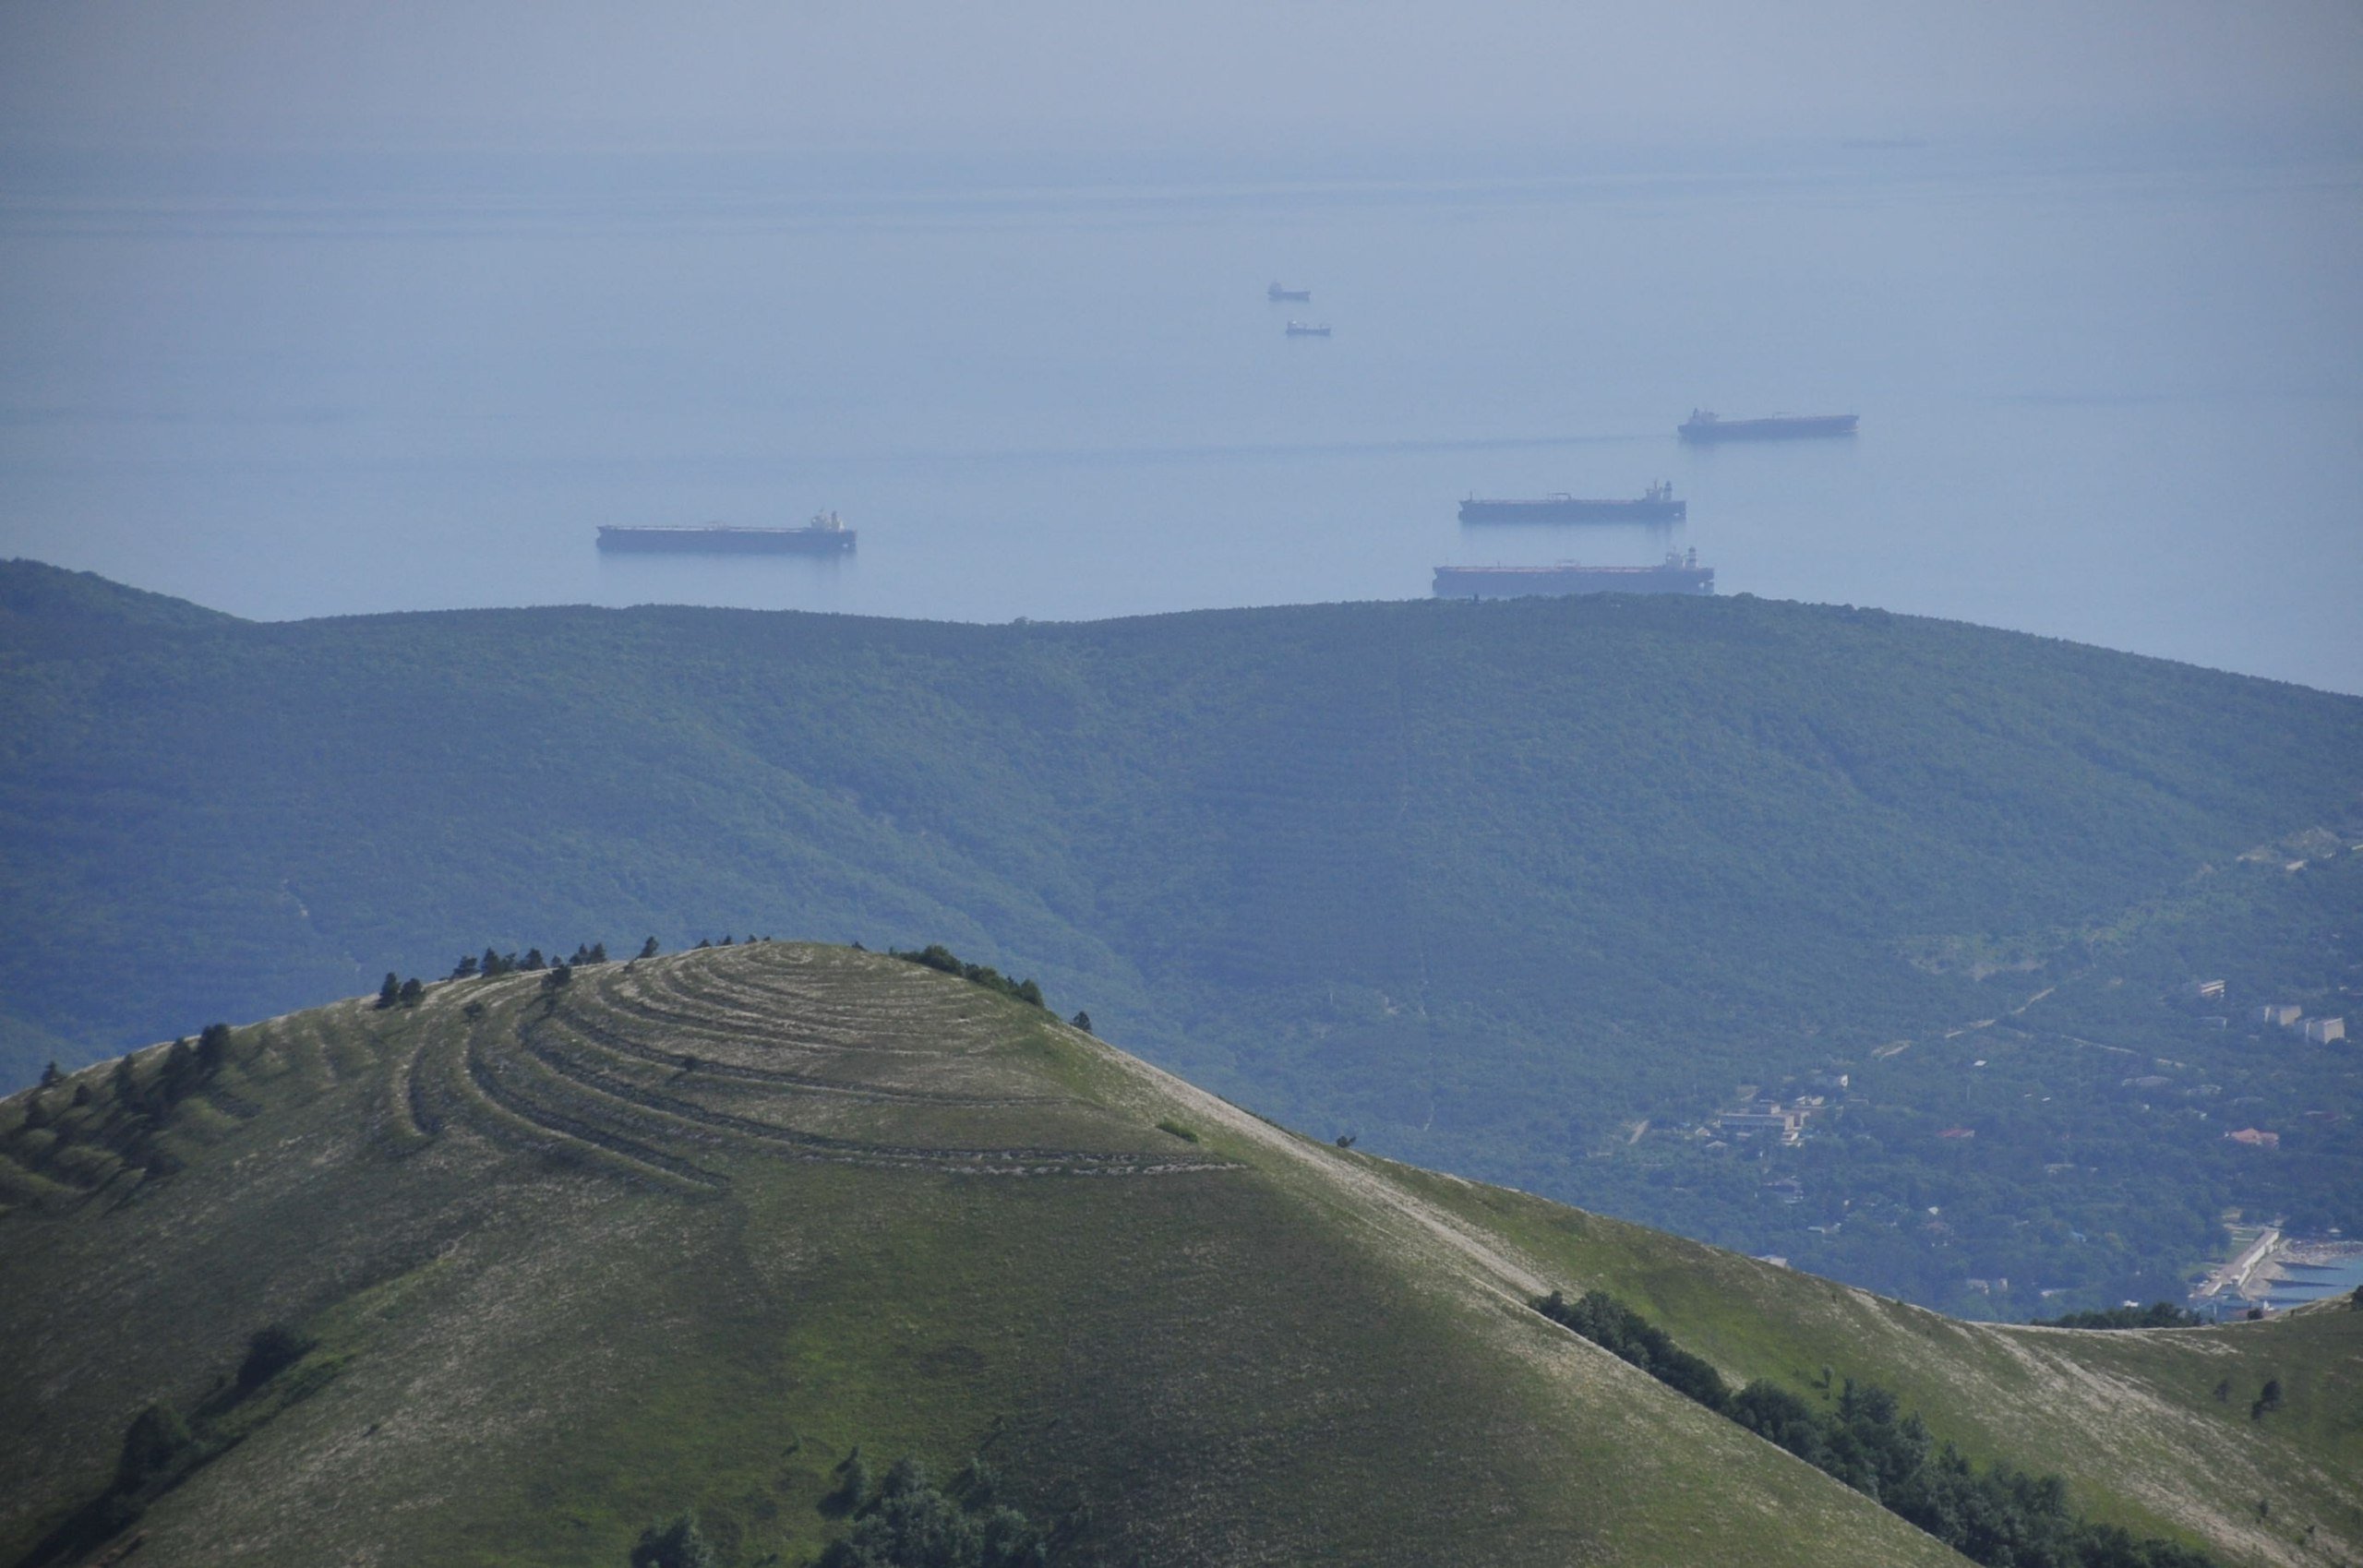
[{"x1": 1714, "y1": 1107, "x2": 1805, "y2": 1144}]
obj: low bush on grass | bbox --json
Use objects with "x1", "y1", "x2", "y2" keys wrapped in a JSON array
[
  {"x1": 817, "y1": 1455, "x2": 1048, "y2": 1568},
  {"x1": 13, "y1": 1320, "x2": 331, "y2": 1568}
]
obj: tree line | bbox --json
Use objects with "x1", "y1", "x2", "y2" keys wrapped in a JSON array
[
  {"x1": 2030, "y1": 1302, "x2": 2201, "y2": 1331},
  {"x1": 888, "y1": 946, "x2": 1048, "y2": 1011},
  {"x1": 1533, "y1": 1288, "x2": 2222, "y2": 1568}
]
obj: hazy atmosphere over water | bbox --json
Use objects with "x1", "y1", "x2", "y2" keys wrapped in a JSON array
[{"x1": 3, "y1": 2, "x2": 2359, "y2": 692}]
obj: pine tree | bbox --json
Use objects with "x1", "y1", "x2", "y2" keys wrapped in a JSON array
[
  {"x1": 630, "y1": 1514, "x2": 715, "y2": 1568},
  {"x1": 159, "y1": 1038, "x2": 200, "y2": 1103},
  {"x1": 375, "y1": 973, "x2": 401, "y2": 1010},
  {"x1": 196, "y1": 1023, "x2": 232, "y2": 1074},
  {"x1": 108, "y1": 1056, "x2": 140, "y2": 1111},
  {"x1": 398, "y1": 977, "x2": 425, "y2": 1007},
  {"x1": 588, "y1": 941, "x2": 608, "y2": 964},
  {"x1": 236, "y1": 1323, "x2": 317, "y2": 1389},
  {"x1": 1070, "y1": 1011, "x2": 1093, "y2": 1034},
  {"x1": 40, "y1": 1061, "x2": 63, "y2": 1087},
  {"x1": 835, "y1": 1448, "x2": 872, "y2": 1513},
  {"x1": 521, "y1": 948, "x2": 546, "y2": 972},
  {"x1": 114, "y1": 1404, "x2": 194, "y2": 1493},
  {"x1": 639, "y1": 937, "x2": 660, "y2": 959},
  {"x1": 451, "y1": 953, "x2": 479, "y2": 979}
]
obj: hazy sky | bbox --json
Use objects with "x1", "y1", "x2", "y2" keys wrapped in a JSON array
[{"x1": 4, "y1": 0, "x2": 2359, "y2": 157}]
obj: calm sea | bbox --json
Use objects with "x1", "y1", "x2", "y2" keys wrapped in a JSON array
[{"x1": 3, "y1": 140, "x2": 2357, "y2": 693}]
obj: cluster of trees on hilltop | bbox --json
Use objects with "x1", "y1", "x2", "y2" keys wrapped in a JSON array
[
  {"x1": 2032, "y1": 1302, "x2": 2201, "y2": 1330},
  {"x1": 451, "y1": 939, "x2": 641, "y2": 980},
  {"x1": 5, "y1": 1023, "x2": 239, "y2": 1191},
  {"x1": 1533, "y1": 1289, "x2": 2221, "y2": 1568},
  {"x1": 890, "y1": 945, "x2": 1047, "y2": 1011}
]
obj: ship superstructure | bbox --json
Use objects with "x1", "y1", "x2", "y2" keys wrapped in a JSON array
[
  {"x1": 1458, "y1": 481, "x2": 1685, "y2": 524},
  {"x1": 596, "y1": 512, "x2": 856, "y2": 555},
  {"x1": 1433, "y1": 548, "x2": 1713, "y2": 599}
]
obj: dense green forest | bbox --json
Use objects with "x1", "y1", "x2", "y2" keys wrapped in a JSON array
[{"x1": 4, "y1": 558, "x2": 2358, "y2": 1312}]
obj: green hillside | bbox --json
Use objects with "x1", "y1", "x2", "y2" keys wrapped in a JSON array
[
  {"x1": 3, "y1": 944, "x2": 2354, "y2": 1566},
  {"x1": 3, "y1": 558, "x2": 2359, "y2": 1312}
]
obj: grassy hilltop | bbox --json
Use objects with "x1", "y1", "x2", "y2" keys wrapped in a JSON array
[
  {"x1": 3, "y1": 558, "x2": 2359, "y2": 1311},
  {"x1": 2, "y1": 943, "x2": 2355, "y2": 1567}
]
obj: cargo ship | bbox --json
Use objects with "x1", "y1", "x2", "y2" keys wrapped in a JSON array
[
  {"x1": 1678, "y1": 410, "x2": 1857, "y2": 441},
  {"x1": 1433, "y1": 548, "x2": 1713, "y2": 599},
  {"x1": 596, "y1": 512, "x2": 856, "y2": 555},
  {"x1": 1459, "y1": 481, "x2": 1685, "y2": 524},
  {"x1": 1284, "y1": 320, "x2": 1332, "y2": 337},
  {"x1": 1267, "y1": 282, "x2": 1312, "y2": 302}
]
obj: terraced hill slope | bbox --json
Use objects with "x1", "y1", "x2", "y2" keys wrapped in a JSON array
[
  {"x1": 5, "y1": 559, "x2": 2360, "y2": 1313},
  {"x1": 3, "y1": 944, "x2": 2355, "y2": 1566}
]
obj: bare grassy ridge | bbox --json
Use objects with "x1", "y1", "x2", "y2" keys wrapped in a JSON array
[{"x1": 0, "y1": 944, "x2": 2352, "y2": 1566}]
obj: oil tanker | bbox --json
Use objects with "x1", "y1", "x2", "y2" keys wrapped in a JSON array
[
  {"x1": 1678, "y1": 410, "x2": 1857, "y2": 441},
  {"x1": 1433, "y1": 548, "x2": 1713, "y2": 599},
  {"x1": 1458, "y1": 481, "x2": 1684, "y2": 524},
  {"x1": 596, "y1": 512, "x2": 855, "y2": 555}
]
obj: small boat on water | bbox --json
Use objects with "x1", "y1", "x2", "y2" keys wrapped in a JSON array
[
  {"x1": 1284, "y1": 320, "x2": 1332, "y2": 338},
  {"x1": 1678, "y1": 410, "x2": 1858, "y2": 442},
  {"x1": 596, "y1": 511, "x2": 856, "y2": 555},
  {"x1": 1267, "y1": 282, "x2": 1313, "y2": 302}
]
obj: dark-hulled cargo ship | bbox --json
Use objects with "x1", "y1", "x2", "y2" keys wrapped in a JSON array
[
  {"x1": 596, "y1": 512, "x2": 856, "y2": 555},
  {"x1": 1678, "y1": 410, "x2": 1857, "y2": 441},
  {"x1": 1434, "y1": 548, "x2": 1713, "y2": 599},
  {"x1": 1458, "y1": 481, "x2": 1685, "y2": 524}
]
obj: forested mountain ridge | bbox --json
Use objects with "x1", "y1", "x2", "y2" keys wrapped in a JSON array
[
  {"x1": 4, "y1": 557, "x2": 2358, "y2": 1312},
  {"x1": 3, "y1": 943, "x2": 2354, "y2": 1566}
]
